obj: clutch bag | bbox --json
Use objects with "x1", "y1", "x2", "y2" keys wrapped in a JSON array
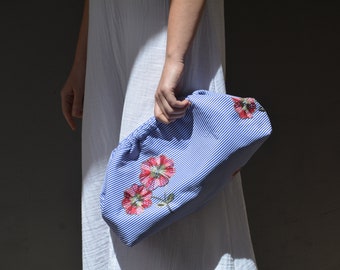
[{"x1": 100, "y1": 90, "x2": 272, "y2": 246}]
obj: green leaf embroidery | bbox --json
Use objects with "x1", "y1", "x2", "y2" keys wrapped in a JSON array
[
  {"x1": 166, "y1": 193, "x2": 174, "y2": 203},
  {"x1": 157, "y1": 202, "x2": 166, "y2": 207}
]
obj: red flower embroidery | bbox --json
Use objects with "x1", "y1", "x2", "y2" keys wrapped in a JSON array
[
  {"x1": 232, "y1": 97, "x2": 256, "y2": 119},
  {"x1": 139, "y1": 155, "x2": 175, "y2": 190},
  {"x1": 122, "y1": 184, "x2": 152, "y2": 215}
]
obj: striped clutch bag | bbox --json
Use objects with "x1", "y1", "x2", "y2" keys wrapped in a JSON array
[{"x1": 100, "y1": 90, "x2": 272, "y2": 246}]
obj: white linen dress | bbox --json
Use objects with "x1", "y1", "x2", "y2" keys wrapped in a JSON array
[{"x1": 81, "y1": 0, "x2": 258, "y2": 269}]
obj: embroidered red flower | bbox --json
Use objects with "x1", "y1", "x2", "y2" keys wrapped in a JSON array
[
  {"x1": 122, "y1": 184, "x2": 152, "y2": 215},
  {"x1": 139, "y1": 155, "x2": 175, "y2": 190},
  {"x1": 232, "y1": 97, "x2": 256, "y2": 119}
]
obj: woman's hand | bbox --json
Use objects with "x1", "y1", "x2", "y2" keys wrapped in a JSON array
[
  {"x1": 60, "y1": 0, "x2": 88, "y2": 131},
  {"x1": 60, "y1": 64, "x2": 86, "y2": 130},
  {"x1": 155, "y1": 0, "x2": 205, "y2": 124},
  {"x1": 154, "y1": 59, "x2": 190, "y2": 124}
]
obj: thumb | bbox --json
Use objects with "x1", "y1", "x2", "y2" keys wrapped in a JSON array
[
  {"x1": 154, "y1": 103, "x2": 171, "y2": 124},
  {"x1": 72, "y1": 88, "x2": 84, "y2": 118}
]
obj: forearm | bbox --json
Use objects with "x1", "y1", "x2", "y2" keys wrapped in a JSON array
[
  {"x1": 72, "y1": 0, "x2": 89, "y2": 68},
  {"x1": 166, "y1": 0, "x2": 206, "y2": 63},
  {"x1": 154, "y1": 0, "x2": 205, "y2": 123}
]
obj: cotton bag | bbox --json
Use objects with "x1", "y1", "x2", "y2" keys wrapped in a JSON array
[{"x1": 101, "y1": 90, "x2": 272, "y2": 246}]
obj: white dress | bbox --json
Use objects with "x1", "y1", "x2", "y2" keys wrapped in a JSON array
[{"x1": 81, "y1": 0, "x2": 257, "y2": 269}]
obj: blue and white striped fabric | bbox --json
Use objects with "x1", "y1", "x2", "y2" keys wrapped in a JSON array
[{"x1": 101, "y1": 90, "x2": 272, "y2": 247}]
